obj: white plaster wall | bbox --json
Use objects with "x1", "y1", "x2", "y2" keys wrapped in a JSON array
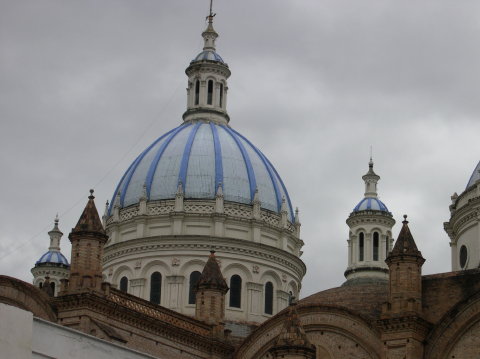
[
  {"x1": 0, "y1": 303, "x2": 33, "y2": 359},
  {"x1": 0, "y1": 303, "x2": 159, "y2": 359},
  {"x1": 31, "y1": 317, "x2": 158, "y2": 359}
]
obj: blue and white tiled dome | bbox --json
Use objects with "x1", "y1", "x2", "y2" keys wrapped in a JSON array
[
  {"x1": 110, "y1": 122, "x2": 294, "y2": 221},
  {"x1": 466, "y1": 160, "x2": 480, "y2": 189},
  {"x1": 353, "y1": 197, "x2": 389, "y2": 212},
  {"x1": 36, "y1": 250, "x2": 69, "y2": 267},
  {"x1": 192, "y1": 50, "x2": 225, "y2": 63}
]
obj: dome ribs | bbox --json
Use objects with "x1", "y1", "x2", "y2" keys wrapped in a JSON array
[
  {"x1": 145, "y1": 124, "x2": 191, "y2": 199},
  {"x1": 178, "y1": 122, "x2": 202, "y2": 190},
  {"x1": 221, "y1": 125, "x2": 257, "y2": 203},
  {"x1": 230, "y1": 127, "x2": 284, "y2": 215},
  {"x1": 209, "y1": 122, "x2": 223, "y2": 190}
]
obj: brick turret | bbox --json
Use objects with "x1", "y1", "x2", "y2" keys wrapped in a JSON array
[
  {"x1": 385, "y1": 215, "x2": 425, "y2": 315},
  {"x1": 379, "y1": 215, "x2": 430, "y2": 359},
  {"x1": 61, "y1": 190, "x2": 108, "y2": 293},
  {"x1": 269, "y1": 301, "x2": 316, "y2": 359},
  {"x1": 195, "y1": 250, "x2": 228, "y2": 334}
]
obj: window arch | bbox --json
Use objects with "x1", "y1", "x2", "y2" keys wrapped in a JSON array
[
  {"x1": 229, "y1": 275, "x2": 242, "y2": 308},
  {"x1": 150, "y1": 272, "x2": 162, "y2": 305},
  {"x1": 120, "y1": 276, "x2": 128, "y2": 293},
  {"x1": 219, "y1": 83, "x2": 224, "y2": 108},
  {"x1": 207, "y1": 80, "x2": 213, "y2": 105},
  {"x1": 359, "y1": 232, "x2": 364, "y2": 261},
  {"x1": 194, "y1": 80, "x2": 200, "y2": 105},
  {"x1": 264, "y1": 281, "x2": 274, "y2": 315},
  {"x1": 189, "y1": 271, "x2": 201, "y2": 304},
  {"x1": 50, "y1": 282, "x2": 55, "y2": 295},
  {"x1": 373, "y1": 232, "x2": 379, "y2": 261},
  {"x1": 39, "y1": 282, "x2": 43, "y2": 289}
]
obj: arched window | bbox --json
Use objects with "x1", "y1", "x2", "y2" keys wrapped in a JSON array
[
  {"x1": 120, "y1": 276, "x2": 128, "y2": 293},
  {"x1": 189, "y1": 271, "x2": 201, "y2": 304},
  {"x1": 195, "y1": 80, "x2": 200, "y2": 105},
  {"x1": 207, "y1": 80, "x2": 213, "y2": 105},
  {"x1": 39, "y1": 282, "x2": 43, "y2": 289},
  {"x1": 373, "y1": 232, "x2": 379, "y2": 261},
  {"x1": 50, "y1": 282, "x2": 55, "y2": 295},
  {"x1": 264, "y1": 282, "x2": 273, "y2": 315},
  {"x1": 359, "y1": 232, "x2": 364, "y2": 261},
  {"x1": 150, "y1": 272, "x2": 162, "y2": 305},
  {"x1": 219, "y1": 83, "x2": 224, "y2": 108},
  {"x1": 229, "y1": 275, "x2": 242, "y2": 308}
]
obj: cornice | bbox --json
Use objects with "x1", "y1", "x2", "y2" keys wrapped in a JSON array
[{"x1": 103, "y1": 236, "x2": 306, "y2": 278}]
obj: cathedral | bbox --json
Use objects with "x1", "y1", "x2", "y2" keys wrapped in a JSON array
[{"x1": 1, "y1": 7, "x2": 480, "y2": 359}]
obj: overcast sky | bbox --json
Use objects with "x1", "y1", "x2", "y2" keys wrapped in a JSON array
[{"x1": 1, "y1": 0, "x2": 479, "y2": 297}]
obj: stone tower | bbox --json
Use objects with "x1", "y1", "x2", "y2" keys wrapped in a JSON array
[
  {"x1": 195, "y1": 250, "x2": 229, "y2": 334},
  {"x1": 61, "y1": 190, "x2": 108, "y2": 293},
  {"x1": 380, "y1": 215, "x2": 429, "y2": 359},
  {"x1": 345, "y1": 158, "x2": 395, "y2": 284}
]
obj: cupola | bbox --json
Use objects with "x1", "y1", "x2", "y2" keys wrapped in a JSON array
[
  {"x1": 183, "y1": 8, "x2": 231, "y2": 125},
  {"x1": 344, "y1": 158, "x2": 395, "y2": 285}
]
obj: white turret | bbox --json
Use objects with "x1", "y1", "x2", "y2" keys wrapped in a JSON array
[
  {"x1": 344, "y1": 158, "x2": 395, "y2": 285},
  {"x1": 31, "y1": 216, "x2": 70, "y2": 296}
]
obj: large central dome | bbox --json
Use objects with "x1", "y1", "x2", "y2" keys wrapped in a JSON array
[
  {"x1": 110, "y1": 122, "x2": 293, "y2": 221},
  {"x1": 103, "y1": 11, "x2": 305, "y2": 326}
]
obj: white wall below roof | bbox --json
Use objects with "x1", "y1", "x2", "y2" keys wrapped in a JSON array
[
  {"x1": 0, "y1": 303, "x2": 157, "y2": 359},
  {"x1": 0, "y1": 303, "x2": 33, "y2": 359}
]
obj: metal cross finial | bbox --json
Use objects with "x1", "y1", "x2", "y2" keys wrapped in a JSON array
[{"x1": 207, "y1": 0, "x2": 216, "y2": 21}]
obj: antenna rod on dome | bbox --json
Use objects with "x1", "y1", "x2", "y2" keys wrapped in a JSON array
[
  {"x1": 207, "y1": 0, "x2": 216, "y2": 22},
  {"x1": 370, "y1": 145, "x2": 373, "y2": 162}
]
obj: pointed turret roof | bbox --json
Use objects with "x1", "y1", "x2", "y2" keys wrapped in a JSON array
[
  {"x1": 196, "y1": 250, "x2": 228, "y2": 292},
  {"x1": 270, "y1": 301, "x2": 316, "y2": 358},
  {"x1": 71, "y1": 190, "x2": 106, "y2": 235},
  {"x1": 390, "y1": 215, "x2": 424, "y2": 259},
  {"x1": 275, "y1": 302, "x2": 313, "y2": 348}
]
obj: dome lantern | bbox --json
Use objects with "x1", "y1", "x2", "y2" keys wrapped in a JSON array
[{"x1": 183, "y1": 4, "x2": 231, "y2": 125}]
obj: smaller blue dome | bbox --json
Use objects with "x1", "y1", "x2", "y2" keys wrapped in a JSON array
[
  {"x1": 192, "y1": 50, "x2": 225, "y2": 63},
  {"x1": 36, "y1": 251, "x2": 69, "y2": 267},
  {"x1": 466, "y1": 160, "x2": 480, "y2": 189},
  {"x1": 353, "y1": 197, "x2": 389, "y2": 212}
]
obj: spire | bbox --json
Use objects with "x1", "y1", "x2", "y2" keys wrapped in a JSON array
[
  {"x1": 196, "y1": 250, "x2": 228, "y2": 292},
  {"x1": 202, "y1": 0, "x2": 218, "y2": 51},
  {"x1": 71, "y1": 190, "x2": 106, "y2": 235},
  {"x1": 65, "y1": 190, "x2": 108, "y2": 293},
  {"x1": 390, "y1": 215, "x2": 424, "y2": 259},
  {"x1": 269, "y1": 301, "x2": 316, "y2": 358},
  {"x1": 362, "y1": 156, "x2": 380, "y2": 198},
  {"x1": 48, "y1": 214, "x2": 63, "y2": 251}
]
